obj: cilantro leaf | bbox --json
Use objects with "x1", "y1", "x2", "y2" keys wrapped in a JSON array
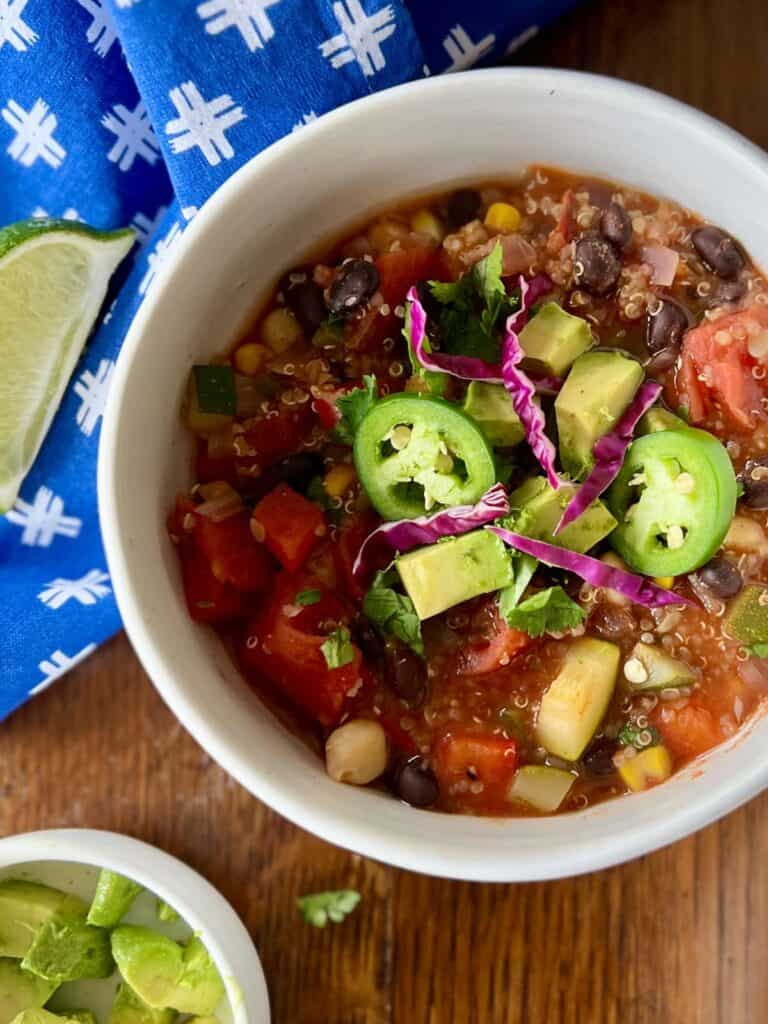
[
  {"x1": 333, "y1": 375, "x2": 377, "y2": 444},
  {"x1": 321, "y1": 626, "x2": 355, "y2": 669},
  {"x1": 498, "y1": 554, "x2": 538, "y2": 621},
  {"x1": 295, "y1": 589, "x2": 322, "y2": 607},
  {"x1": 617, "y1": 722, "x2": 661, "y2": 750},
  {"x1": 502, "y1": 585, "x2": 585, "y2": 638},
  {"x1": 297, "y1": 890, "x2": 361, "y2": 928},
  {"x1": 363, "y1": 570, "x2": 424, "y2": 656},
  {"x1": 750, "y1": 642, "x2": 768, "y2": 658}
]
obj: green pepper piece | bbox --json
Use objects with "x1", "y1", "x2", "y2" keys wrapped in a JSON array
[
  {"x1": 353, "y1": 393, "x2": 496, "y2": 520},
  {"x1": 193, "y1": 365, "x2": 236, "y2": 415},
  {"x1": 607, "y1": 427, "x2": 737, "y2": 576}
]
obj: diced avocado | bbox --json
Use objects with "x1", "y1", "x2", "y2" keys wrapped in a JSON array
[
  {"x1": 21, "y1": 916, "x2": 113, "y2": 983},
  {"x1": 0, "y1": 881, "x2": 86, "y2": 959},
  {"x1": 508, "y1": 476, "x2": 617, "y2": 553},
  {"x1": 463, "y1": 382, "x2": 524, "y2": 448},
  {"x1": 723, "y1": 584, "x2": 768, "y2": 645},
  {"x1": 555, "y1": 351, "x2": 644, "y2": 479},
  {"x1": 111, "y1": 927, "x2": 183, "y2": 1009},
  {"x1": 9, "y1": 1010, "x2": 85, "y2": 1024},
  {"x1": 63, "y1": 1011, "x2": 96, "y2": 1024},
  {"x1": 618, "y1": 745, "x2": 672, "y2": 792},
  {"x1": 0, "y1": 958, "x2": 57, "y2": 1024},
  {"x1": 536, "y1": 637, "x2": 620, "y2": 761},
  {"x1": 519, "y1": 302, "x2": 593, "y2": 377},
  {"x1": 155, "y1": 902, "x2": 179, "y2": 925},
  {"x1": 187, "y1": 1018, "x2": 218, "y2": 1024},
  {"x1": 626, "y1": 642, "x2": 695, "y2": 690},
  {"x1": 508, "y1": 766, "x2": 575, "y2": 812},
  {"x1": 167, "y1": 938, "x2": 223, "y2": 1017},
  {"x1": 637, "y1": 406, "x2": 687, "y2": 435},
  {"x1": 87, "y1": 871, "x2": 142, "y2": 928},
  {"x1": 110, "y1": 983, "x2": 176, "y2": 1024},
  {"x1": 396, "y1": 529, "x2": 514, "y2": 620}
]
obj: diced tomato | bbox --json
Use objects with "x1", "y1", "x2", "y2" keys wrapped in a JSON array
[
  {"x1": 435, "y1": 732, "x2": 518, "y2": 793},
  {"x1": 462, "y1": 608, "x2": 534, "y2": 676},
  {"x1": 241, "y1": 572, "x2": 362, "y2": 727},
  {"x1": 239, "y1": 402, "x2": 315, "y2": 470},
  {"x1": 252, "y1": 483, "x2": 326, "y2": 572},
  {"x1": 194, "y1": 440, "x2": 238, "y2": 486},
  {"x1": 334, "y1": 510, "x2": 381, "y2": 601},
  {"x1": 674, "y1": 305, "x2": 768, "y2": 429},
  {"x1": 179, "y1": 545, "x2": 245, "y2": 623},
  {"x1": 651, "y1": 703, "x2": 723, "y2": 761},
  {"x1": 193, "y1": 511, "x2": 275, "y2": 593}
]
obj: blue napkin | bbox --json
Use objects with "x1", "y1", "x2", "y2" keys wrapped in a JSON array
[{"x1": 0, "y1": 0, "x2": 576, "y2": 719}]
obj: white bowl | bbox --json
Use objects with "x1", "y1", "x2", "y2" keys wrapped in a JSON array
[
  {"x1": 0, "y1": 830, "x2": 270, "y2": 1023},
  {"x1": 99, "y1": 68, "x2": 768, "y2": 881}
]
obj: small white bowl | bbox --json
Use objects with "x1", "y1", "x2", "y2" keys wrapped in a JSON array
[
  {"x1": 99, "y1": 68, "x2": 768, "y2": 881},
  {"x1": 0, "y1": 830, "x2": 270, "y2": 1024}
]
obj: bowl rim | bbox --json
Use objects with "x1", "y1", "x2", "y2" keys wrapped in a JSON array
[
  {"x1": 99, "y1": 67, "x2": 768, "y2": 881},
  {"x1": 0, "y1": 829, "x2": 270, "y2": 1023}
]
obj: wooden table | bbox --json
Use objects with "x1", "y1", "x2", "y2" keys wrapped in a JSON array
[{"x1": 5, "y1": 1, "x2": 768, "y2": 1020}]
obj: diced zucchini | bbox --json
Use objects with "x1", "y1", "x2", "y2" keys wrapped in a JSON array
[
  {"x1": 625, "y1": 642, "x2": 695, "y2": 691},
  {"x1": 723, "y1": 584, "x2": 768, "y2": 645},
  {"x1": 186, "y1": 366, "x2": 235, "y2": 435},
  {"x1": 618, "y1": 745, "x2": 672, "y2": 792},
  {"x1": 508, "y1": 765, "x2": 574, "y2": 812},
  {"x1": 536, "y1": 637, "x2": 620, "y2": 761}
]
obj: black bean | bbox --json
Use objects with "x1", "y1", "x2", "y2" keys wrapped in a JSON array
[
  {"x1": 354, "y1": 620, "x2": 387, "y2": 665},
  {"x1": 582, "y1": 738, "x2": 618, "y2": 777},
  {"x1": 600, "y1": 202, "x2": 632, "y2": 250},
  {"x1": 442, "y1": 189, "x2": 482, "y2": 231},
  {"x1": 327, "y1": 258, "x2": 380, "y2": 316},
  {"x1": 707, "y1": 277, "x2": 747, "y2": 308},
  {"x1": 573, "y1": 232, "x2": 622, "y2": 295},
  {"x1": 387, "y1": 642, "x2": 427, "y2": 706},
  {"x1": 284, "y1": 278, "x2": 327, "y2": 332},
  {"x1": 742, "y1": 456, "x2": 768, "y2": 510},
  {"x1": 394, "y1": 757, "x2": 439, "y2": 808},
  {"x1": 697, "y1": 556, "x2": 743, "y2": 598},
  {"x1": 646, "y1": 347, "x2": 680, "y2": 374},
  {"x1": 646, "y1": 299, "x2": 689, "y2": 355},
  {"x1": 273, "y1": 453, "x2": 325, "y2": 493},
  {"x1": 692, "y1": 225, "x2": 744, "y2": 279}
]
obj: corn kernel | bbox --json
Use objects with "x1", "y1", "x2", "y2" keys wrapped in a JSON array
[
  {"x1": 654, "y1": 576, "x2": 675, "y2": 589},
  {"x1": 618, "y1": 745, "x2": 672, "y2": 792},
  {"x1": 410, "y1": 209, "x2": 444, "y2": 243},
  {"x1": 324, "y1": 463, "x2": 357, "y2": 498},
  {"x1": 234, "y1": 342, "x2": 269, "y2": 376},
  {"x1": 484, "y1": 202, "x2": 521, "y2": 234},
  {"x1": 261, "y1": 307, "x2": 303, "y2": 353}
]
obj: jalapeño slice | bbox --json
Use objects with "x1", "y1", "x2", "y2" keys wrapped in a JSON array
[
  {"x1": 353, "y1": 394, "x2": 496, "y2": 520},
  {"x1": 607, "y1": 427, "x2": 737, "y2": 576}
]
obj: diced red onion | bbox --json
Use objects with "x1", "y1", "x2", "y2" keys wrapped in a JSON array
[
  {"x1": 195, "y1": 482, "x2": 243, "y2": 522},
  {"x1": 501, "y1": 278, "x2": 563, "y2": 490},
  {"x1": 353, "y1": 483, "x2": 510, "y2": 580},
  {"x1": 555, "y1": 381, "x2": 662, "y2": 533},
  {"x1": 642, "y1": 245, "x2": 679, "y2": 287},
  {"x1": 488, "y1": 526, "x2": 695, "y2": 609}
]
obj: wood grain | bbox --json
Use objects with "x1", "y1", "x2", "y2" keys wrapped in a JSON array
[{"x1": 4, "y1": 0, "x2": 768, "y2": 1020}]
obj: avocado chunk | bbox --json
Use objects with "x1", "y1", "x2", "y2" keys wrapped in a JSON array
[
  {"x1": 21, "y1": 916, "x2": 113, "y2": 983},
  {"x1": 0, "y1": 881, "x2": 86, "y2": 959},
  {"x1": 463, "y1": 382, "x2": 524, "y2": 447},
  {"x1": 9, "y1": 1010, "x2": 82, "y2": 1024},
  {"x1": 63, "y1": 1012, "x2": 96, "y2": 1024},
  {"x1": 555, "y1": 351, "x2": 644, "y2": 479},
  {"x1": 508, "y1": 766, "x2": 574, "y2": 812},
  {"x1": 110, "y1": 983, "x2": 176, "y2": 1024},
  {"x1": 626, "y1": 642, "x2": 695, "y2": 690},
  {"x1": 87, "y1": 870, "x2": 142, "y2": 928},
  {"x1": 168, "y1": 938, "x2": 223, "y2": 1017},
  {"x1": 508, "y1": 476, "x2": 617, "y2": 553},
  {"x1": 154, "y1": 902, "x2": 179, "y2": 925},
  {"x1": 519, "y1": 302, "x2": 593, "y2": 377},
  {"x1": 723, "y1": 584, "x2": 768, "y2": 645},
  {"x1": 111, "y1": 927, "x2": 182, "y2": 1009},
  {"x1": 396, "y1": 529, "x2": 514, "y2": 620},
  {"x1": 0, "y1": 959, "x2": 57, "y2": 1024},
  {"x1": 536, "y1": 637, "x2": 620, "y2": 760},
  {"x1": 637, "y1": 406, "x2": 687, "y2": 435}
]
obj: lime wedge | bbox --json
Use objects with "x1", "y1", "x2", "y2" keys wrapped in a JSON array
[{"x1": 0, "y1": 218, "x2": 134, "y2": 512}]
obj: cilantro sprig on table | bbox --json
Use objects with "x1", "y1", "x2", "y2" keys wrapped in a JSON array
[
  {"x1": 363, "y1": 568, "x2": 424, "y2": 657},
  {"x1": 297, "y1": 890, "x2": 361, "y2": 928}
]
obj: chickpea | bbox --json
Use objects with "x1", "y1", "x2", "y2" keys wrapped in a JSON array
[{"x1": 325, "y1": 719, "x2": 388, "y2": 785}]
